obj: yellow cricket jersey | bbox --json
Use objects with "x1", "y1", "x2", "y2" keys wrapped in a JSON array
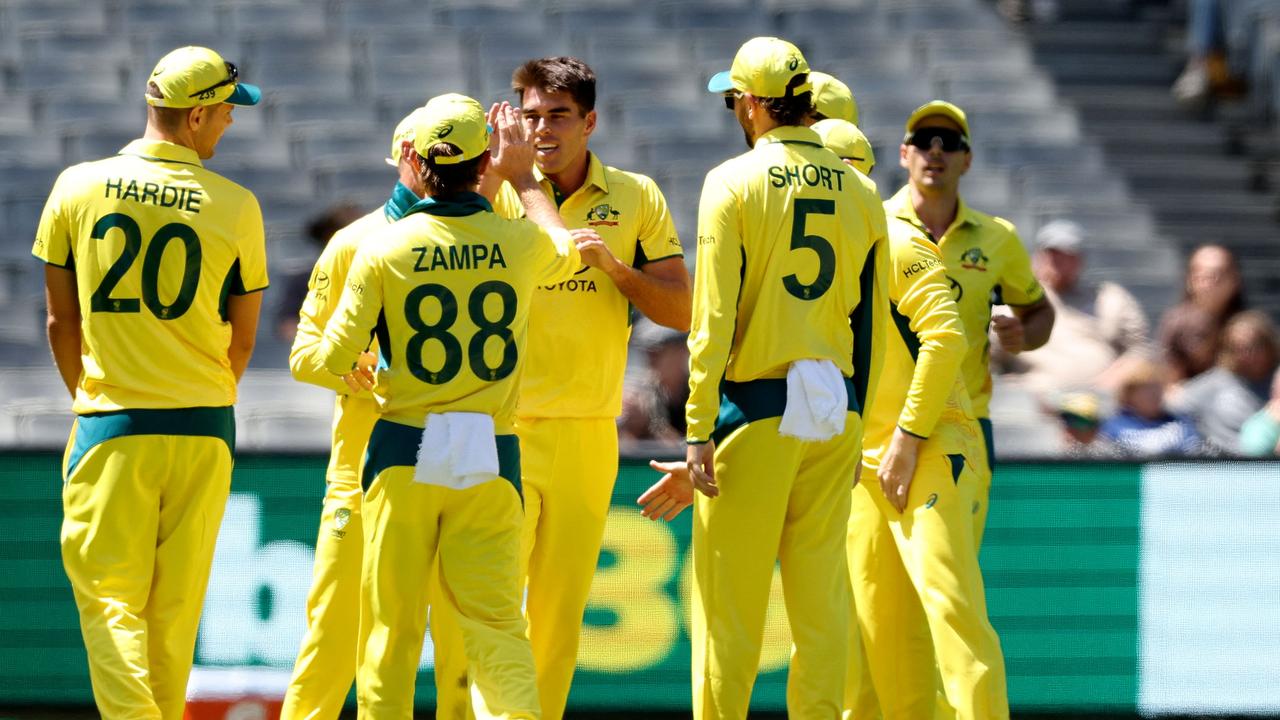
[
  {"x1": 686, "y1": 126, "x2": 890, "y2": 444},
  {"x1": 861, "y1": 221, "x2": 984, "y2": 469},
  {"x1": 492, "y1": 153, "x2": 682, "y2": 419},
  {"x1": 885, "y1": 186, "x2": 1044, "y2": 419},
  {"x1": 32, "y1": 139, "x2": 268, "y2": 414},
  {"x1": 290, "y1": 184, "x2": 420, "y2": 484},
  {"x1": 317, "y1": 193, "x2": 580, "y2": 434}
]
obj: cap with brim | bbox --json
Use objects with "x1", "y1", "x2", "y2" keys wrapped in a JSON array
[
  {"x1": 904, "y1": 100, "x2": 969, "y2": 142},
  {"x1": 812, "y1": 118, "x2": 875, "y2": 175},
  {"x1": 144, "y1": 46, "x2": 260, "y2": 108},
  {"x1": 1035, "y1": 219, "x2": 1084, "y2": 253},
  {"x1": 810, "y1": 71, "x2": 858, "y2": 124},
  {"x1": 706, "y1": 36, "x2": 812, "y2": 100},
  {"x1": 412, "y1": 93, "x2": 490, "y2": 165},
  {"x1": 386, "y1": 105, "x2": 431, "y2": 167}
]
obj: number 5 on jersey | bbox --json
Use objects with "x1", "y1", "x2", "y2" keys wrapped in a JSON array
[{"x1": 783, "y1": 199, "x2": 835, "y2": 301}]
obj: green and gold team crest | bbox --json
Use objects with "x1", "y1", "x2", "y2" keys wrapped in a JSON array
[
  {"x1": 586, "y1": 203, "x2": 620, "y2": 227},
  {"x1": 332, "y1": 507, "x2": 352, "y2": 539},
  {"x1": 959, "y1": 247, "x2": 989, "y2": 272}
]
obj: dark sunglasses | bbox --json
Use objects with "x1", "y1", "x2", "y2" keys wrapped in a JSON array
[
  {"x1": 722, "y1": 91, "x2": 742, "y2": 110},
  {"x1": 906, "y1": 127, "x2": 969, "y2": 153},
  {"x1": 188, "y1": 61, "x2": 239, "y2": 99}
]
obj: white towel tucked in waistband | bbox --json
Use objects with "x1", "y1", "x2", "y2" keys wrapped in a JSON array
[
  {"x1": 413, "y1": 412, "x2": 500, "y2": 490},
  {"x1": 778, "y1": 359, "x2": 847, "y2": 442}
]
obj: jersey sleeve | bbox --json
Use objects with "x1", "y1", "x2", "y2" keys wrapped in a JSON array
[
  {"x1": 995, "y1": 224, "x2": 1044, "y2": 307},
  {"x1": 319, "y1": 244, "x2": 385, "y2": 376},
  {"x1": 232, "y1": 193, "x2": 269, "y2": 293},
  {"x1": 634, "y1": 176, "x2": 682, "y2": 266},
  {"x1": 527, "y1": 222, "x2": 581, "y2": 286},
  {"x1": 852, "y1": 197, "x2": 892, "y2": 422},
  {"x1": 891, "y1": 234, "x2": 968, "y2": 439},
  {"x1": 686, "y1": 167, "x2": 744, "y2": 444},
  {"x1": 32, "y1": 169, "x2": 75, "y2": 268},
  {"x1": 290, "y1": 234, "x2": 359, "y2": 393}
]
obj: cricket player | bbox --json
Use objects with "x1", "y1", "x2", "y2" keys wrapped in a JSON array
[
  {"x1": 823, "y1": 120, "x2": 1010, "y2": 717},
  {"x1": 430, "y1": 56, "x2": 690, "y2": 720},
  {"x1": 315, "y1": 93, "x2": 583, "y2": 718},
  {"x1": 33, "y1": 46, "x2": 265, "y2": 719},
  {"x1": 886, "y1": 100, "x2": 1054, "y2": 543},
  {"x1": 280, "y1": 105, "x2": 433, "y2": 720},
  {"x1": 812, "y1": 118, "x2": 876, "y2": 175},
  {"x1": 809, "y1": 70, "x2": 859, "y2": 124},
  {"x1": 687, "y1": 37, "x2": 889, "y2": 718}
]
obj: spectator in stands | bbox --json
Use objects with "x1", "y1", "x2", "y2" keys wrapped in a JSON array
[
  {"x1": 274, "y1": 202, "x2": 363, "y2": 343},
  {"x1": 1099, "y1": 358, "x2": 1201, "y2": 458},
  {"x1": 1159, "y1": 243, "x2": 1245, "y2": 384},
  {"x1": 1168, "y1": 310, "x2": 1279, "y2": 453},
  {"x1": 1172, "y1": 0, "x2": 1246, "y2": 108},
  {"x1": 618, "y1": 319, "x2": 688, "y2": 448},
  {"x1": 1006, "y1": 219, "x2": 1150, "y2": 400},
  {"x1": 1239, "y1": 366, "x2": 1280, "y2": 456},
  {"x1": 1055, "y1": 391, "x2": 1119, "y2": 458}
]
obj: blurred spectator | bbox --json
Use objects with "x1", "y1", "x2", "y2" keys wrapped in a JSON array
[
  {"x1": 1168, "y1": 310, "x2": 1279, "y2": 453},
  {"x1": 618, "y1": 319, "x2": 688, "y2": 448},
  {"x1": 1239, "y1": 367, "x2": 1280, "y2": 456},
  {"x1": 274, "y1": 202, "x2": 364, "y2": 343},
  {"x1": 1099, "y1": 358, "x2": 1201, "y2": 458},
  {"x1": 1172, "y1": 0, "x2": 1247, "y2": 108},
  {"x1": 1005, "y1": 220, "x2": 1150, "y2": 400},
  {"x1": 1158, "y1": 244, "x2": 1245, "y2": 385},
  {"x1": 1055, "y1": 391, "x2": 1119, "y2": 458}
]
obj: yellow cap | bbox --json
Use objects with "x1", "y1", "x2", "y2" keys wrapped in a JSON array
[
  {"x1": 707, "y1": 36, "x2": 812, "y2": 100},
  {"x1": 810, "y1": 71, "x2": 858, "y2": 125},
  {"x1": 412, "y1": 93, "x2": 490, "y2": 166},
  {"x1": 144, "y1": 46, "x2": 260, "y2": 108},
  {"x1": 386, "y1": 106, "x2": 431, "y2": 167},
  {"x1": 812, "y1": 119, "x2": 875, "y2": 175},
  {"x1": 904, "y1": 100, "x2": 970, "y2": 141}
]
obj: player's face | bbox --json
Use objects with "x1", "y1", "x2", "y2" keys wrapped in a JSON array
[
  {"x1": 520, "y1": 87, "x2": 596, "y2": 178},
  {"x1": 900, "y1": 115, "x2": 971, "y2": 194},
  {"x1": 190, "y1": 103, "x2": 235, "y2": 160}
]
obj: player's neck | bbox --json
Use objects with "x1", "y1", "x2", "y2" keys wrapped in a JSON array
[
  {"x1": 545, "y1": 150, "x2": 591, "y2": 198},
  {"x1": 142, "y1": 122, "x2": 197, "y2": 153},
  {"x1": 909, "y1": 184, "x2": 960, "y2": 241}
]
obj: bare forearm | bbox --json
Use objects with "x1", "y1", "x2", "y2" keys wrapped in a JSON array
[
  {"x1": 511, "y1": 174, "x2": 565, "y2": 231},
  {"x1": 1017, "y1": 302, "x2": 1055, "y2": 351},
  {"x1": 47, "y1": 320, "x2": 82, "y2": 398},
  {"x1": 606, "y1": 264, "x2": 691, "y2": 331}
]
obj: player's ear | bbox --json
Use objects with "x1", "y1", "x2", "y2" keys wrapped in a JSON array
[
  {"x1": 476, "y1": 149, "x2": 492, "y2": 179},
  {"x1": 899, "y1": 143, "x2": 910, "y2": 170},
  {"x1": 582, "y1": 109, "x2": 597, "y2": 138},
  {"x1": 187, "y1": 104, "x2": 207, "y2": 132}
]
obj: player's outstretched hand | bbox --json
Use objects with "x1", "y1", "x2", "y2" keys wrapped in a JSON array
[
  {"x1": 991, "y1": 313, "x2": 1025, "y2": 354},
  {"x1": 637, "y1": 460, "x2": 694, "y2": 521},
  {"x1": 571, "y1": 228, "x2": 621, "y2": 273},
  {"x1": 341, "y1": 351, "x2": 377, "y2": 394},
  {"x1": 878, "y1": 428, "x2": 920, "y2": 513},
  {"x1": 685, "y1": 441, "x2": 719, "y2": 498},
  {"x1": 488, "y1": 101, "x2": 535, "y2": 181}
]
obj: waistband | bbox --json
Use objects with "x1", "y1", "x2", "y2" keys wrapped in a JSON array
[
  {"x1": 712, "y1": 376, "x2": 859, "y2": 445},
  {"x1": 66, "y1": 406, "x2": 235, "y2": 477},
  {"x1": 362, "y1": 418, "x2": 521, "y2": 499}
]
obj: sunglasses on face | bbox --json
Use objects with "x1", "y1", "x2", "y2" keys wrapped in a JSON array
[
  {"x1": 906, "y1": 127, "x2": 969, "y2": 153},
  {"x1": 723, "y1": 91, "x2": 742, "y2": 110},
  {"x1": 188, "y1": 61, "x2": 238, "y2": 99}
]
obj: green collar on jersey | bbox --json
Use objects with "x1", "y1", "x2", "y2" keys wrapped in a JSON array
[
  {"x1": 403, "y1": 191, "x2": 493, "y2": 218},
  {"x1": 383, "y1": 182, "x2": 421, "y2": 221}
]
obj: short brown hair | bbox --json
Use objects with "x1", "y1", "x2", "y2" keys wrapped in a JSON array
[
  {"x1": 512, "y1": 56, "x2": 596, "y2": 114},
  {"x1": 758, "y1": 91, "x2": 814, "y2": 127},
  {"x1": 419, "y1": 142, "x2": 486, "y2": 197}
]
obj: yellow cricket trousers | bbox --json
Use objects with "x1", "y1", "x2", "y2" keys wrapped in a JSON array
[
  {"x1": 357, "y1": 419, "x2": 539, "y2": 720},
  {"x1": 279, "y1": 478, "x2": 364, "y2": 720},
  {"x1": 431, "y1": 417, "x2": 618, "y2": 720},
  {"x1": 60, "y1": 407, "x2": 235, "y2": 720},
  {"x1": 973, "y1": 418, "x2": 995, "y2": 548},
  {"x1": 692, "y1": 379, "x2": 861, "y2": 720},
  {"x1": 844, "y1": 452, "x2": 1008, "y2": 720}
]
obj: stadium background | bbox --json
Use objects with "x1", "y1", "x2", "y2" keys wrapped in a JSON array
[{"x1": 3, "y1": 0, "x2": 1280, "y2": 717}]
